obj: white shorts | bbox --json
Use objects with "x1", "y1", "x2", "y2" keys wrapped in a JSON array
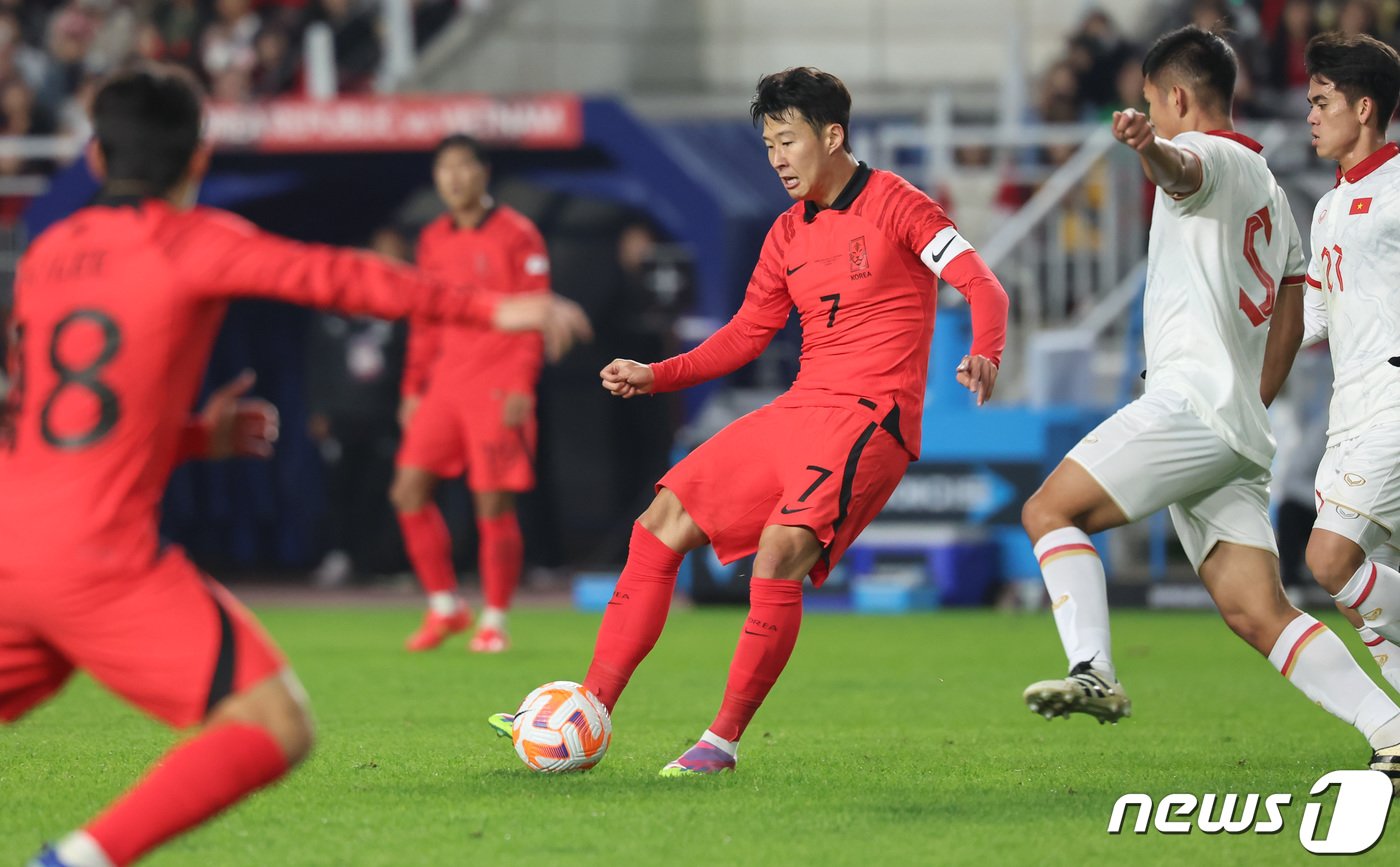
[
  {"x1": 1313, "y1": 420, "x2": 1400, "y2": 554},
  {"x1": 1067, "y1": 389, "x2": 1277, "y2": 570}
]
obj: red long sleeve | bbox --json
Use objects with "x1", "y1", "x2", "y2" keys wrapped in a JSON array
[
  {"x1": 174, "y1": 418, "x2": 211, "y2": 462},
  {"x1": 649, "y1": 315, "x2": 781, "y2": 393},
  {"x1": 939, "y1": 249, "x2": 1008, "y2": 366},
  {"x1": 168, "y1": 208, "x2": 501, "y2": 327}
]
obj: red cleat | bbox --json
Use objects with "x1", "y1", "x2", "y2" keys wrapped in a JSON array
[
  {"x1": 468, "y1": 626, "x2": 509, "y2": 654},
  {"x1": 405, "y1": 608, "x2": 472, "y2": 652}
]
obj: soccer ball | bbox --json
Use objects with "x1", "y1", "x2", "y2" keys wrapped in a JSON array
[{"x1": 512, "y1": 681, "x2": 612, "y2": 773}]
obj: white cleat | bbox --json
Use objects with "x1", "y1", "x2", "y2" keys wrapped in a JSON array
[{"x1": 1023, "y1": 660, "x2": 1132, "y2": 724}]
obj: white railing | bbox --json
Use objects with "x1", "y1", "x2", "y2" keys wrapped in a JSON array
[{"x1": 865, "y1": 114, "x2": 1148, "y2": 340}]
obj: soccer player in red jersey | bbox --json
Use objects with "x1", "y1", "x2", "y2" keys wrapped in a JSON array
[
  {"x1": 1, "y1": 67, "x2": 587, "y2": 867},
  {"x1": 491, "y1": 67, "x2": 1010, "y2": 775},
  {"x1": 393, "y1": 135, "x2": 552, "y2": 654}
]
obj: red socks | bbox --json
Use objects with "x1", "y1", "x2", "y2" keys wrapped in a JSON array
[
  {"x1": 478, "y1": 512, "x2": 523, "y2": 611},
  {"x1": 583, "y1": 522, "x2": 683, "y2": 711},
  {"x1": 398, "y1": 505, "x2": 458, "y2": 594},
  {"x1": 86, "y1": 723, "x2": 288, "y2": 866},
  {"x1": 710, "y1": 577, "x2": 804, "y2": 743}
]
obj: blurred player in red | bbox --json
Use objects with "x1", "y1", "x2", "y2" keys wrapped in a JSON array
[
  {"x1": 393, "y1": 135, "x2": 552, "y2": 654},
  {"x1": 491, "y1": 67, "x2": 1009, "y2": 775},
  {"x1": 2, "y1": 67, "x2": 587, "y2": 867}
]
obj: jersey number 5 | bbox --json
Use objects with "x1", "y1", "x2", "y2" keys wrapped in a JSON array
[{"x1": 1238, "y1": 206, "x2": 1276, "y2": 327}]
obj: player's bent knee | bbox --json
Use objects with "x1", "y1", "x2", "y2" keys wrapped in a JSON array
[
  {"x1": 474, "y1": 491, "x2": 515, "y2": 519},
  {"x1": 1021, "y1": 490, "x2": 1066, "y2": 540},
  {"x1": 639, "y1": 489, "x2": 707, "y2": 552},
  {"x1": 754, "y1": 526, "x2": 822, "y2": 579},
  {"x1": 208, "y1": 672, "x2": 315, "y2": 767},
  {"x1": 390, "y1": 471, "x2": 432, "y2": 514},
  {"x1": 1219, "y1": 605, "x2": 1289, "y2": 654},
  {"x1": 1305, "y1": 536, "x2": 1364, "y2": 594}
]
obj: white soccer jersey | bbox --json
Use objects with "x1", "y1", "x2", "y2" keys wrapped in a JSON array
[
  {"x1": 1303, "y1": 142, "x2": 1400, "y2": 445},
  {"x1": 1143, "y1": 130, "x2": 1307, "y2": 468}
]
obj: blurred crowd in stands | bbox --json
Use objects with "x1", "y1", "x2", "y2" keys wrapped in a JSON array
[
  {"x1": 0, "y1": 0, "x2": 456, "y2": 144},
  {"x1": 1035, "y1": 0, "x2": 1400, "y2": 128}
]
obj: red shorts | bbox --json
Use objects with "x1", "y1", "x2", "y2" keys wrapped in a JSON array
[
  {"x1": 0, "y1": 547, "x2": 285, "y2": 728},
  {"x1": 397, "y1": 384, "x2": 536, "y2": 492},
  {"x1": 660, "y1": 404, "x2": 910, "y2": 585}
]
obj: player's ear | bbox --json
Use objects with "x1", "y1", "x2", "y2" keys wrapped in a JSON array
[
  {"x1": 826, "y1": 122, "x2": 845, "y2": 155},
  {"x1": 1171, "y1": 84, "x2": 1189, "y2": 119},
  {"x1": 84, "y1": 139, "x2": 106, "y2": 182},
  {"x1": 187, "y1": 142, "x2": 213, "y2": 183},
  {"x1": 1356, "y1": 94, "x2": 1374, "y2": 129}
]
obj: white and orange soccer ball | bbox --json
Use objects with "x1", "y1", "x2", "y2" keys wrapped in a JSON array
[{"x1": 511, "y1": 681, "x2": 612, "y2": 773}]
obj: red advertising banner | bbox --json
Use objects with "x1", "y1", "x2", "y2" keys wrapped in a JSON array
[{"x1": 205, "y1": 94, "x2": 584, "y2": 152}]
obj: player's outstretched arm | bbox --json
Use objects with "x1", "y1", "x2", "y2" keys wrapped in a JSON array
[
  {"x1": 631, "y1": 315, "x2": 782, "y2": 396},
  {"x1": 936, "y1": 247, "x2": 1008, "y2": 406},
  {"x1": 1113, "y1": 108, "x2": 1202, "y2": 198},
  {"x1": 1261, "y1": 282, "x2": 1305, "y2": 407},
  {"x1": 496, "y1": 293, "x2": 593, "y2": 362},
  {"x1": 182, "y1": 212, "x2": 591, "y2": 350}
]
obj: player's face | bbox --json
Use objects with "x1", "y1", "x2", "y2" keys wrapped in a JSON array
[
  {"x1": 433, "y1": 146, "x2": 489, "y2": 212},
  {"x1": 1307, "y1": 75, "x2": 1363, "y2": 162},
  {"x1": 762, "y1": 111, "x2": 831, "y2": 201}
]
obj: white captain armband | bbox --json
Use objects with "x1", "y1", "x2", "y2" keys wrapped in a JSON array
[{"x1": 919, "y1": 227, "x2": 974, "y2": 278}]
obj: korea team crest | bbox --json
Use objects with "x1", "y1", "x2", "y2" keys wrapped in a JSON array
[{"x1": 849, "y1": 236, "x2": 868, "y2": 271}]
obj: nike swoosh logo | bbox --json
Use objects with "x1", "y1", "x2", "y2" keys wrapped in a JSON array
[
  {"x1": 786, "y1": 263, "x2": 807, "y2": 276},
  {"x1": 779, "y1": 505, "x2": 812, "y2": 514},
  {"x1": 928, "y1": 238, "x2": 955, "y2": 262}
]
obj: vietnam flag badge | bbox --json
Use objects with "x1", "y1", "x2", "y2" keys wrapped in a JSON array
[{"x1": 1350, "y1": 197, "x2": 1373, "y2": 215}]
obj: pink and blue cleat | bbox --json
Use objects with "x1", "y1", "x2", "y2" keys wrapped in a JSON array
[
  {"x1": 28, "y1": 846, "x2": 71, "y2": 867},
  {"x1": 659, "y1": 739, "x2": 737, "y2": 777}
]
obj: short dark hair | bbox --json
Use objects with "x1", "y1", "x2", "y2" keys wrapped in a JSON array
[
  {"x1": 434, "y1": 133, "x2": 490, "y2": 167},
  {"x1": 750, "y1": 67, "x2": 853, "y2": 153},
  {"x1": 1141, "y1": 25, "x2": 1237, "y2": 113},
  {"x1": 92, "y1": 65, "x2": 203, "y2": 196},
  {"x1": 1306, "y1": 32, "x2": 1400, "y2": 133}
]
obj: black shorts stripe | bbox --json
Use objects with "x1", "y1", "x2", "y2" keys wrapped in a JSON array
[
  {"x1": 204, "y1": 588, "x2": 237, "y2": 716},
  {"x1": 833, "y1": 421, "x2": 879, "y2": 536}
]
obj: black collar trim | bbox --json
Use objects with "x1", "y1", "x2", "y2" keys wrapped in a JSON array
[
  {"x1": 93, "y1": 193, "x2": 150, "y2": 208},
  {"x1": 803, "y1": 162, "x2": 871, "y2": 223},
  {"x1": 453, "y1": 204, "x2": 499, "y2": 232}
]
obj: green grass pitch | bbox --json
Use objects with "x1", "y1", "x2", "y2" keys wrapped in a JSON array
[{"x1": 3, "y1": 606, "x2": 1397, "y2": 865}]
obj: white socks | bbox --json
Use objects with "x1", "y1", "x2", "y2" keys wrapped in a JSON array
[
  {"x1": 1334, "y1": 560, "x2": 1400, "y2": 644},
  {"x1": 1034, "y1": 527, "x2": 1115, "y2": 679},
  {"x1": 54, "y1": 832, "x2": 114, "y2": 867},
  {"x1": 700, "y1": 728, "x2": 739, "y2": 758},
  {"x1": 427, "y1": 592, "x2": 462, "y2": 617},
  {"x1": 1357, "y1": 626, "x2": 1400, "y2": 693},
  {"x1": 1269, "y1": 613, "x2": 1400, "y2": 749},
  {"x1": 480, "y1": 607, "x2": 507, "y2": 631}
]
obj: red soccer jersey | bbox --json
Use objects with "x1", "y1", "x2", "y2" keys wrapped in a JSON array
[
  {"x1": 0, "y1": 199, "x2": 498, "y2": 572},
  {"x1": 403, "y1": 205, "x2": 550, "y2": 397},
  {"x1": 652, "y1": 165, "x2": 1004, "y2": 459}
]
